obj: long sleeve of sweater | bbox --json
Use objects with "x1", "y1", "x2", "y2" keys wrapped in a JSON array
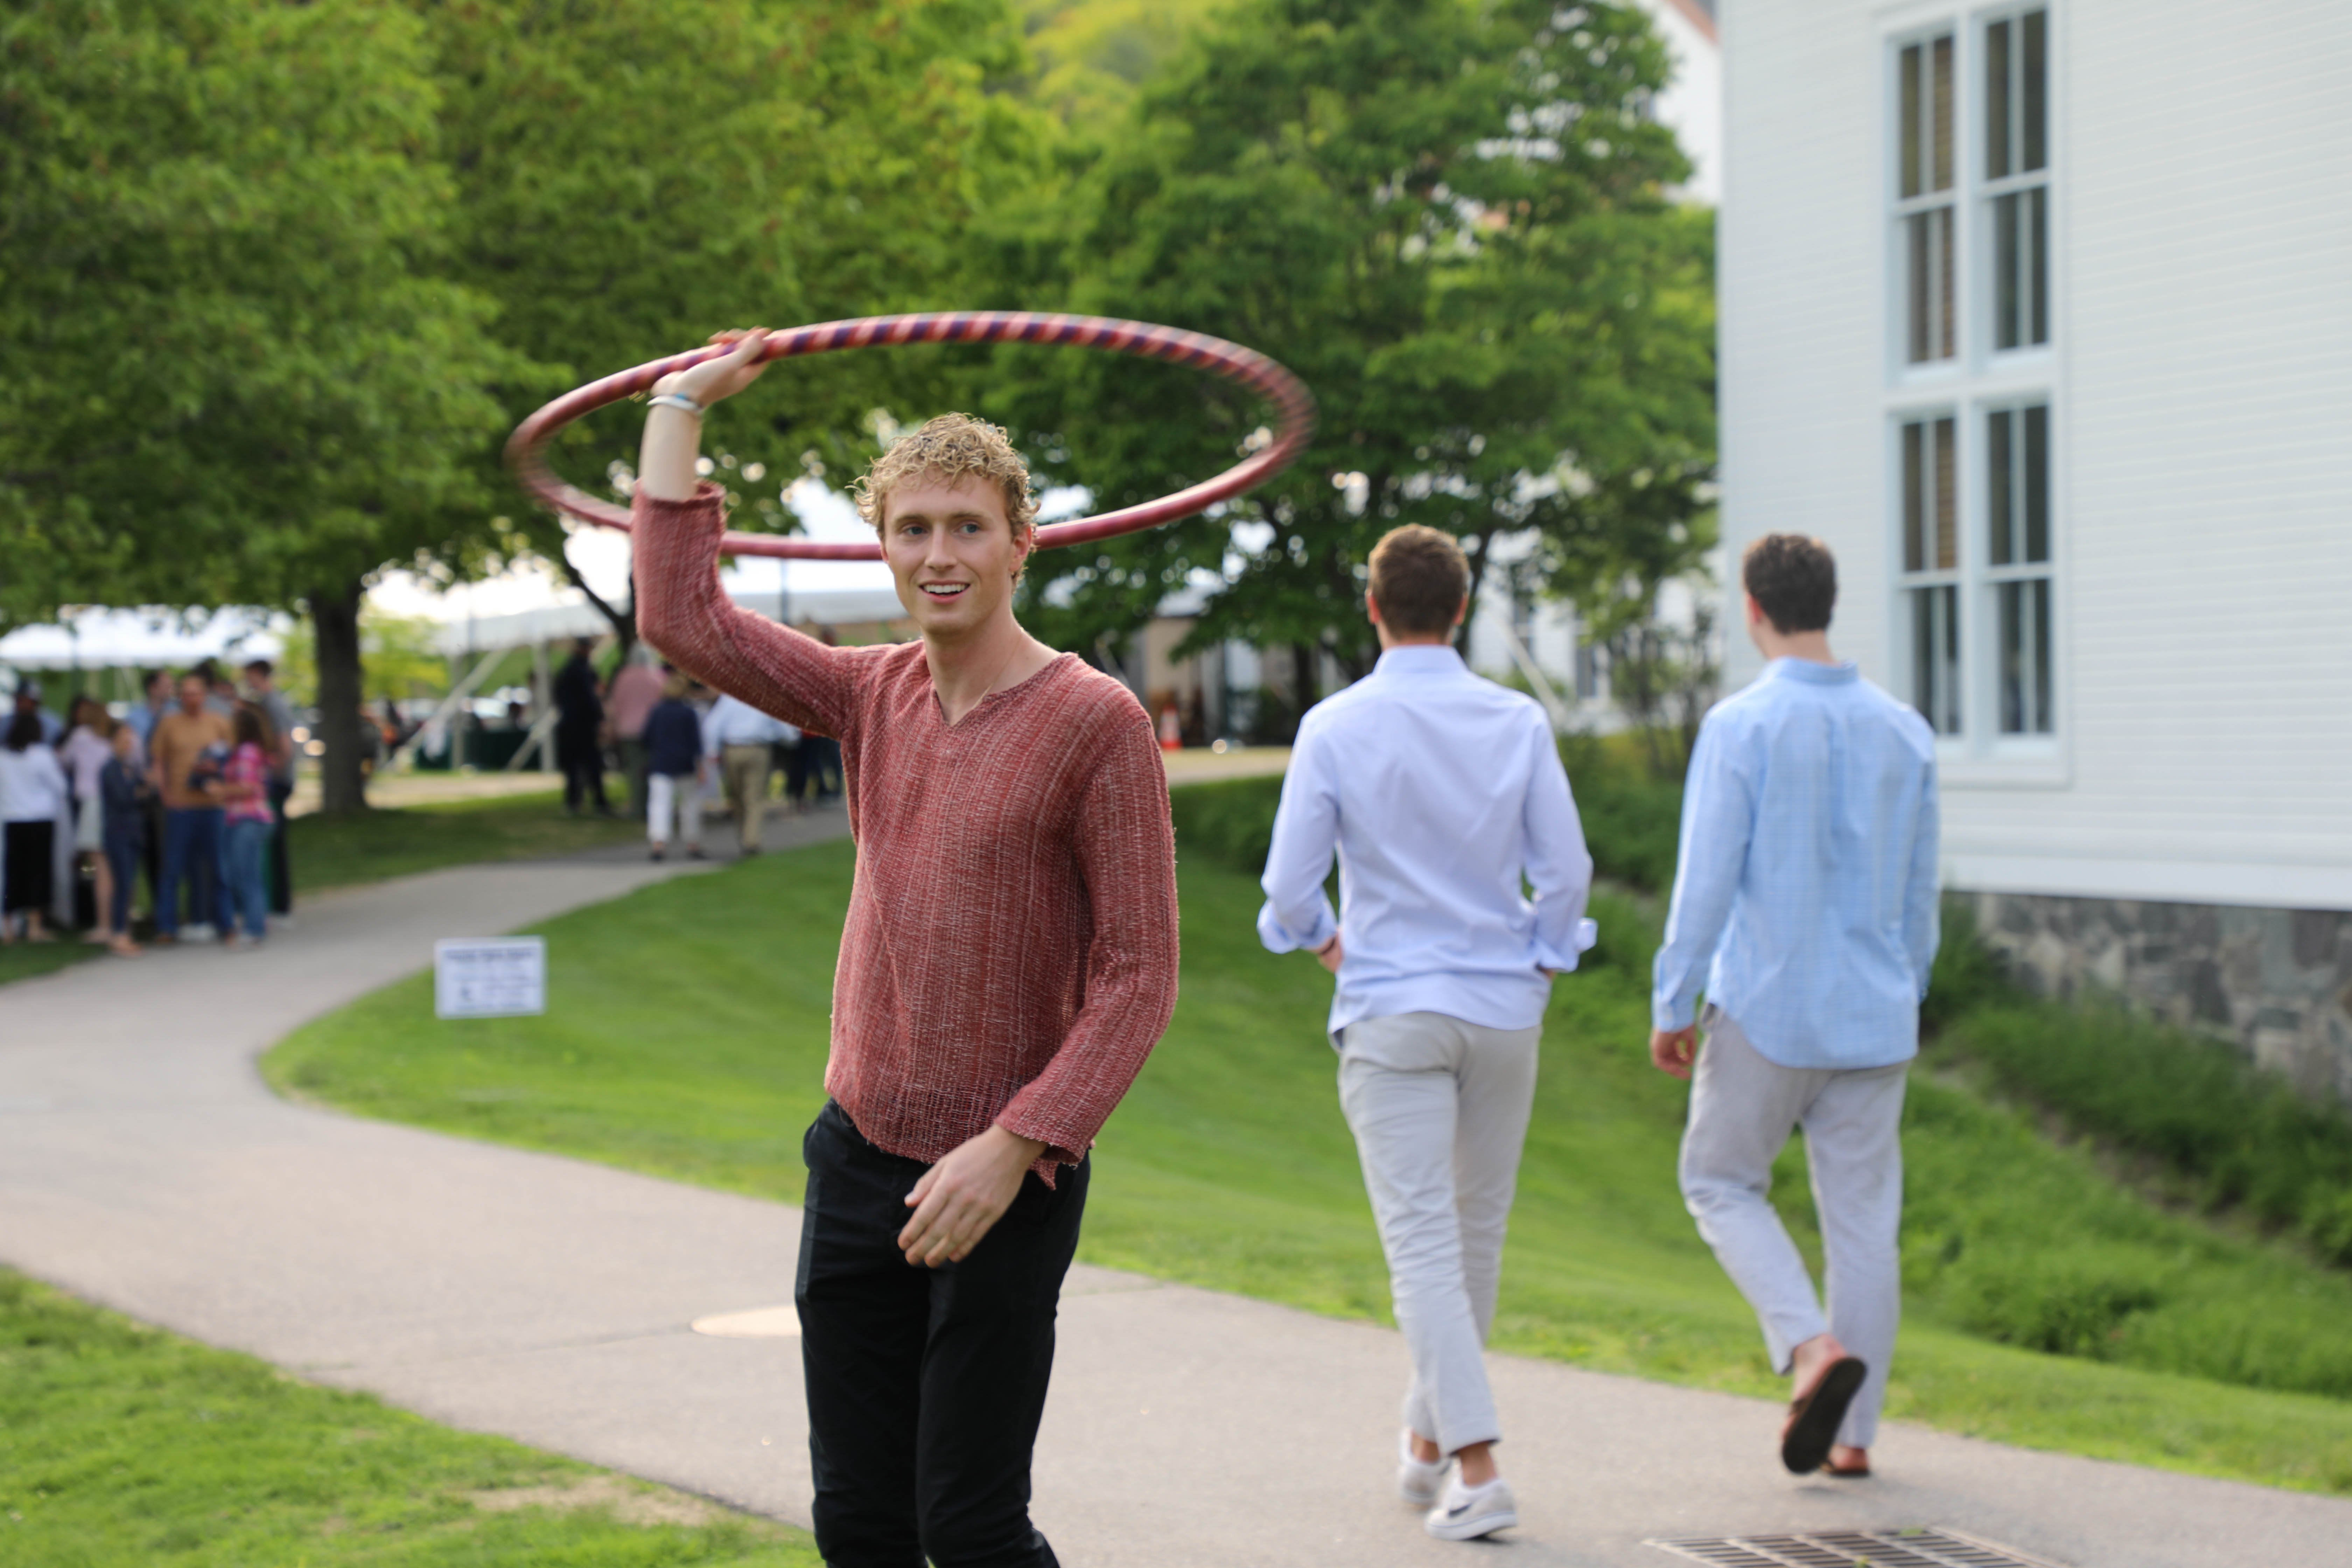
[
  {"x1": 994, "y1": 705, "x2": 1182, "y2": 1164},
  {"x1": 632, "y1": 483, "x2": 860, "y2": 738}
]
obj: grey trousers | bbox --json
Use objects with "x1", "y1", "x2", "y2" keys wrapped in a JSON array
[
  {"x1": 1338, "y1": 1010, "x2": 1541, "y2": 1457},
  {"x1": 1679, "y1": 1007, "x2": 1908, "y2": 1449}
]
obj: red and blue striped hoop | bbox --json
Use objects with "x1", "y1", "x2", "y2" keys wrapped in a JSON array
[{"x1": 505, "y1": 312, "x2": 1317, "y2": 561}]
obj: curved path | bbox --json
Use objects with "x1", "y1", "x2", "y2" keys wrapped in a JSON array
[{"x1": 2, "y1": 826, "x2": 2348, "y2": 1568}]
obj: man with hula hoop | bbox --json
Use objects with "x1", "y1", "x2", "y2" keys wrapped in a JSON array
[{"x1": 633, "y1": 328, "x2": 1180, "y2": 1568}]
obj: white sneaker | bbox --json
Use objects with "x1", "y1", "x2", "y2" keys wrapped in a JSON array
[
  {"x1": 1426, "y1": 1476, "x2": 1517, "y2": 1541},
  {"x1": 1398, "y1": 1431, "x2": 1448, "y2": 1506}
]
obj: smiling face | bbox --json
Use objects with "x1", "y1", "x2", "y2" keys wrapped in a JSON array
[{"x1": 881, "y1": 472, "x2": 1033, "y2": 642}]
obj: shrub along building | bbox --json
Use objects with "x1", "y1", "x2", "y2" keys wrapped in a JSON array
[{"x1": 1714, "y1": 1, "x2": 2352, "y2": 1102}]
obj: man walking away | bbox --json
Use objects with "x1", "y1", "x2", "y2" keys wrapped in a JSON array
[
  {"x1": 552, "y1": 639, "x2": 612, "y2": 816},
  {"x1": 702, "y1": 690, "x2": 790, "y2": 856},
  {"x1": 1260, "y1": 525, "x2": 1597, "y2": 1542},
  {"x1": 1650, "y1": 533, "x2": 1939, "y2": 1479},
  {"x1": 243, "y1": 659, "x2": 299, "y2": 916},
  {"x1": 642, "y1": 673, "x2": 706, "y2": 862},
  {"x1": 605, "y1": 647, "x2": 666, "y2": 821},
  {"x1": 635, "y1": 329, "x2": 1179, "y2": 1568}
]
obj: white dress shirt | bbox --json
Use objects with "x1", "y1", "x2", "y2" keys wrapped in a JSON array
[
  {"x1": 701, "y1": 693, "x2": 799, "y2": 754},
  {"x1": 1258, "y1": 645, "x2": 1597, "y2": 1040}
]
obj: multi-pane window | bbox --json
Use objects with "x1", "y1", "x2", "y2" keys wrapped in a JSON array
[
  {"x1": 1985, "y1": 10, "x2": 2050, "y2": 350},
  {"x1": 1896, "y1": 33, "x2": 1956, "y2": 364},
  {"x1": 1987, "y1": 405, "x2": 2053, "y2": 732},
  {"x1": 1899, "y1": 415, "x2": 1961, "y2": 733},
  {"x1": 1887, "y1": 11, "x2": 2060, "y2": 751}
]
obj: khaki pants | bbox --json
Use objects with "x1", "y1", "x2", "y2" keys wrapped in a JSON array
[
  {"x1": 1679, "y1": 1006, "x2": 1909, "y2": 1449},
  {"x1": 1338, "y1": 1010, "x2": 1541, "y2": 1456},
  {"x1": 721, "y1": 744, "x2": 770, "y2": 852}
]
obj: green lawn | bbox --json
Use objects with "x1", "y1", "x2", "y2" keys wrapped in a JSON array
[
  {"x1": 265, "y1": 838, "x2": 2352, "y2": 1496},
  {"x1": 0, "y1": 1269, "x2": 817, "y2": 1567},
  {"x1": 1, "y1": 788, "x2": 640, "y2": 991},
  {"x1": 0, "y1": 936, "x2": 108, "y2": 989},
  {"x1": 290, "y1": 785, "x2": 642, "y2": 896}
]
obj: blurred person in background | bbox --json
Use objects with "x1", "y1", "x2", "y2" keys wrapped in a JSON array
[
  {"x1": 150, "y1": 672, "x2": 233, "y2": 943},
  {"x1": 606, "y1": 647, "x2": 666, "y2": 822},
  {"x1": 12, "y1": 679, "x2": 63, "y2": 744},
  {"x1": 126, "y1": 669, "x2": 167, "y2": 919},
  {"x1": 124, "y1": 669, "x2": 169, "y2": 752},
  {"x1": 215, "y1": 705, "x2": 276, "y2": 950},
  {"x1": 642, "y1": 672, "x2": 706, "y2": 863},
  {"x1": 98, "y1": 722, "x2": 149, "y2": 955},
  {"x1": 702, "y1": 688, "x2": 790, "y2": 855},
  {"x1": 243, "y1": 659, "x2": 299, "y2": 917},
  {"x1": 553, "y1": 638, "x2": 613, "y2": 817},
  {"x1": 189, "y1": 660, "x2": 236, "y2": 717},
  {"x1": 58, "y1": 698, "x2": 117, "y2": 941},
  {"x1": 0, "y1": 707, "x2": 71, "y2": 943}
]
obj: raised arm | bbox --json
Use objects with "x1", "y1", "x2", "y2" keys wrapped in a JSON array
[
  {"x1": 994, "y1": 706, "x2": 1181, "y2": 1166},
  {"x1": 631, "y1": 328, "x2": 858, "y2": 738}
]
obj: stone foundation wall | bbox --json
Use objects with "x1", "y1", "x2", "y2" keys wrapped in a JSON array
[{"x1": 1960, "y1": 891, "x2": 2352, "y2": 1105}]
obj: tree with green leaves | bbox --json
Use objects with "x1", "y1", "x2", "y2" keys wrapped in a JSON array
[
  {"x1": 1, "y1": 0, "x2": 522, "y2": 813},
  {"x1": 421, "y1": 0, "x2": 1059, "y2": 647},
  {"x1": 1004, "y1": 0, "x2": 1715, "y2": 715}
]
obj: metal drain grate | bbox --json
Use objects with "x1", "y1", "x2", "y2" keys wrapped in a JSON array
[{"x1": 1646, "y1": 1528, "x2": 2064, "y2": 1568}]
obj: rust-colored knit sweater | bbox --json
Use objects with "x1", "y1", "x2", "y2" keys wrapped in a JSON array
[{"x1": 634, "y1": 484, "x2": 1179, "y2": 1181}]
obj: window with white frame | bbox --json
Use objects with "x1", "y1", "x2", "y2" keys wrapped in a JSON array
[
  {"x1": 1895, "y1": 30, "x2": 1956, "y2": 365},
  {"x1": 1898, "y1": 413, "x2": 1961, "y2": 733},
  {"x1": 1986, "y1": 403, "x2": 2053, "y2": 732},
  {"x1": 1984, "y1": 9, "x2": 2050, "y2": 352},
  {"x1": 1888, "y1": 8, "x2": 2059, "y2": 750}
]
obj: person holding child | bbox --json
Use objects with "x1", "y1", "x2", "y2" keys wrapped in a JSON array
[{"x1": 215, "y1": 705, "x2": 278, "y2": 950}]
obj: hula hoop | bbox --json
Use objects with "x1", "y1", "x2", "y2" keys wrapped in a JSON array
[{"x1": 505, "y1": 312, "x2": 1317, "y2": 561}]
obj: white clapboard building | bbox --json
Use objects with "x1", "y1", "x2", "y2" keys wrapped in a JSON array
[{"x1": 1715, "y1": 2, "x2": 2352, "y2": 1097}]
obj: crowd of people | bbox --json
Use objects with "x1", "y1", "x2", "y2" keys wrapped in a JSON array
[
  {"x1": 544, "y1": 638, "x2": 842, "y2": 861},
  {"x1": 0, "y1": 658, "x2": 299, "y2": 953}
]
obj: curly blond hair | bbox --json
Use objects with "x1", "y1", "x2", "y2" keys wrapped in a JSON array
[{"x1": 852, "y1": 412, "x2": 1040, "y2": 535}]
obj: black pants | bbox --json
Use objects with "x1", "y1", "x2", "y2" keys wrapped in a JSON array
[
  {"x1": 797, "y1": 1101, "x2": 1084, "y2": 1568},
  {"x1": 556, "y1": 726, "x2": 608, "y2": 813},
  {"x1": 265, "y1": 778, "x2": 293, "y2": 915}
]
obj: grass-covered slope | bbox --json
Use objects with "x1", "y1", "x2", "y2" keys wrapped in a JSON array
[
  {"x1": 265, "y1": 830, "x2": 2352, "y2": 1494},
  {"x1": 0, "y1": 1270, "x2": 817, "y2": 1566}
]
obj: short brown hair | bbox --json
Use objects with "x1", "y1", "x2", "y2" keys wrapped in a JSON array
[
  {"x1": 853, "y1": 413, "x2": 1040, "y2": 537},
  {"x1": 1368, "y1": 526, "x2": 1471, "y2": 637},
  {"x1": 1742, "y1": 533, "x2": 1837, "y2": 634}
]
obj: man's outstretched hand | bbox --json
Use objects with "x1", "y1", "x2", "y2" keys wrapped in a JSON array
[
  {"x1": 1650, "y1": 1025, "x2": 1699, "y2": 1080},
  {"x1": 899, "y1": 1124, "x2": 1048, "y2": 1268}
]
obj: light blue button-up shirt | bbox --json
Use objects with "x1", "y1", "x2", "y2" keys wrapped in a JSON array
[
  {"x1": 1258, "y1": 645, "x2": 1597, "y2": 1041},
  {"x1": 1651, "y1": 658, "x2": 1941, "y2": 1070}
]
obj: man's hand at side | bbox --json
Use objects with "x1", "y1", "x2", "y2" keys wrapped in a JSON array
[
  {"x1": 1650, "y1": 1025, "x2": 1699, "y2": 1080},
  {"x1": 899, "y1": 1124, "x2": 1049, "y2": 1268},
  {"x1": 1315, "y1": 934, "x2": 1344, "y2": 974}
]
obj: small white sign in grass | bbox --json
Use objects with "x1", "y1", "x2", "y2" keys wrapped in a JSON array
[{"x1": 434, "y1": 938, "x2": 547, "y2": 1019}]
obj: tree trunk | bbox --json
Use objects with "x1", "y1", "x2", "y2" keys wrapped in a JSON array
[
  {"x1": 1458, "y1": 528, "x2": 1494, "y2": 656},
  {"x1": 310, "y1": 579, "x2": 369, "y2": 817},
  {"x1": 1289, "y1": 643, "x2": 1317, "y2": 714},
  {"x1": 562, "y1": 553, "x2": 636, "y2": 656}
]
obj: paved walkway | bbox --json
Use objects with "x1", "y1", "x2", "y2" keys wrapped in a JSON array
[{"x1": 3, "y1": 842, "x2": 2348, "y2": 1568}]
